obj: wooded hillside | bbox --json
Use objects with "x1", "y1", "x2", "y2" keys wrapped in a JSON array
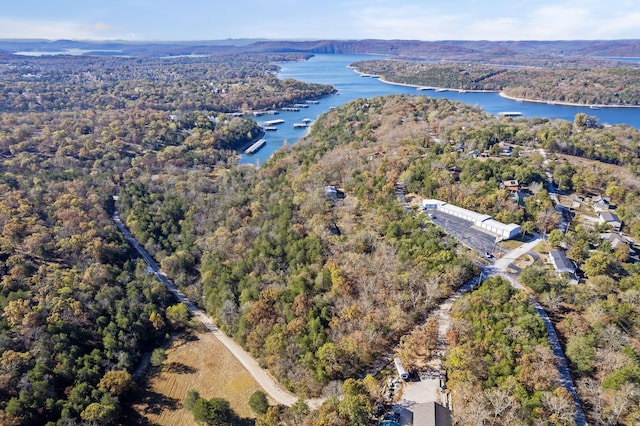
[{"x1": 353, "y1": 60, "x2": 640, "y2": 106}]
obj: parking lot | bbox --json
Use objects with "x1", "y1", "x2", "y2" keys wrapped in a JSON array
[{"x1": 426, "y1": 209, "x2": 504, "y2": 258}]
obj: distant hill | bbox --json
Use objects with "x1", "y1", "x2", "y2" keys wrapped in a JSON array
[{"x1": 1, "y1": 39, "x2": 639, "y2": 66}]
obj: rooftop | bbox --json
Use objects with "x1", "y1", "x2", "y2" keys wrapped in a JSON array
[
  {"x1": 599, "y1": 211, "x2": 621, "y2": 223},
  {"x1": 549, "y1": 250, "x2": 576, "y2": 273}
]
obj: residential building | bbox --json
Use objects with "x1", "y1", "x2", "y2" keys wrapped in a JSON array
[
  {"x1": 592, "y1": 195, "x2": 610, "y2": 212},
  {"x1": 600, "y1": 232, "x2": 628, "y2": 251},
  {"x1": 548, "y1": 250, "x2": 578, "y2": 284},
  {"x1": 411, "y1": 402, "x2": 452, "y2": 426},
  {"x1": 502, "y1": 180, "x2": 520, "y2": 191},
  {"x1": 599, "y1": 211, "x2": 622, "y2": 231}
]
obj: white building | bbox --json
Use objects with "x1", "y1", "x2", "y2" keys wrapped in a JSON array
[{"x1": 421, "y1": 199, "x2": 521, "y2": 239}]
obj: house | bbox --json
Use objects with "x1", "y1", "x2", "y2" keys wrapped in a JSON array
[
  {"x1": 411, "y1": 402, "x2": 452, "y2": 426},
  {"x1": 592, "y1": 195, "x2": 611, "y2": 212},
  {"x1": 600, "y1": 232, "x2": 628, "y2": 251},
  {"x1": 324, "y1": 185, "x2": 338, "y2": 200},
  {"x1": 548, "y1": 250, "x2": 578, "y2": 284},
  {"x1": 449, "y1": 167, "x2": 461, "y2": 180},
  {"x1": 502, "y1": 180, "x2": 520, "y2": 191},
  {"x1": 599, "y1": 211, "x2": 622, "y2": 231}
]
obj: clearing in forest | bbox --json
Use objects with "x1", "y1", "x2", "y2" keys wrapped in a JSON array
[{"x1": 131, "y1": 331, "x2": 265, "y2": 425}]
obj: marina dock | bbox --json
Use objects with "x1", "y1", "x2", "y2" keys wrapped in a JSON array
[{"x1": 244, "y1": 139, "x2": 266, "y2": 154}]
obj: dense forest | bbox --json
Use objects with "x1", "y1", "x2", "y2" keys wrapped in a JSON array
[
  {"x1": 0, "y1": 53, "x2": 335, "y2": 114},
  {"x1": 446, "y1": 277, "x2": 576, "y2": 424},
  {"x1": 117, "y1": 95, "x2": 481, "y2": 397},
  {"x1": 0, "y1": 52, "x2": 336, "y2": 425},
  {"x1": 352, "y1": 60, "x2": 640, "y2": 106},
  {"x1": 1, "y1": 46, "x2": 640, "y2": 425},
  {"x1": 118, "y1": 92, "x2": 640, "y2": 424}
]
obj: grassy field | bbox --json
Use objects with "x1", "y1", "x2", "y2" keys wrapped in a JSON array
[{"x1": 130, "y1": 329, "x2": 266, "y2": 425}]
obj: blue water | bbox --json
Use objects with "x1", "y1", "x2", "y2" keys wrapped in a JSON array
[
  {"x1": 600, "y1": 57, "x2": 640, "y2": 64},
  {"x1": 240, "y1": 54, "x2": 640, "y2": 165}
]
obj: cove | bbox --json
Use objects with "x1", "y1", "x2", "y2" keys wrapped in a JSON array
[{"x1": 240, "y1": 54, "x2": 640, "y2": 165}]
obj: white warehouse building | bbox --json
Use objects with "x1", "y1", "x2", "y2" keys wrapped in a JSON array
[{"x1": 422, "y1": 199, "x2": 521, "y2": 239}]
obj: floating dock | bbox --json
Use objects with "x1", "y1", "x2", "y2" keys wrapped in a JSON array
[
  {"x1": 263, "y1": 119, "x2": 285, "y2": 126},
  {"x1": 244, "y1": 139, "x2": 266, "y2": 154},
  {"x1": 281, "y1": 107, "x2": 300, "y2": 112},
  {"x1": 293, "y1": 104, "x2": 309, "y2": 108},
  {"x1": 263, "y1": 126, "x2": 278, "y2": 131},
  {"x1": 498, "y1": 111, "x2": 523, "y2": 117},
  {"x1": 305, "y1": 100, "x2": 319, "y2": 104},
  {"x1": 293, "y1": 123, "x2": 308, "y2": 128}
]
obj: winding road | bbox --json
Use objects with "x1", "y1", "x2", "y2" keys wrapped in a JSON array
[
  {"x1": 115, "y1": 203, "x2": 586, "y2": 422},
  {"x1": 470, "y1": 238, "x2": 586, "y2": 425},
  {"x1": 113, "y1": 212, "x2": 308, "y2": 408},
  {"x1": 405, "y1": 214, "x2": 587, "y2": 425}
]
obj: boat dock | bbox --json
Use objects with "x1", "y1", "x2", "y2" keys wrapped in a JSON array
[
  {"x1": 293, "y1": 104, "x2": 309, "y2": 108},
  {"x1": 244, "y1": 139, "x2": 266, "y2": 154},
  {"x1": 281, "y1": 107, "x2": 300, "y2": 112},
  {"x1": 263, "y1": 126, "x2": 278, "y2": 131},
  {"x1": 305, "y1": 100, "x2": 319, "y2": 104},
  {"x1": 263, "y1": 119, "x2": 285, "y2": 126},
  {"x1": 498, "y1": 111, "x2": 523, "y2": 117},
  {"x1": 293, "y1": 123, "x2": 308, "y2": 128}
]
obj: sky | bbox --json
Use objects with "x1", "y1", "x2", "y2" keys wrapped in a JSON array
[{"x1": 1, "y1": 0, "x2": 639, "y2": 42}]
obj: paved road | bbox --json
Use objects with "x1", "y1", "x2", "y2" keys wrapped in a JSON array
[
  {"x1": 421, "y1": 208, "x2": 587, "y2": 425},
  {"x1": 113, "y1": 213, "x2": 309, "y2": 408},
  {"x1": 491, "y1": 269, "x2": 586, "y2": 426},
  {"x1": 488, "y1": 241, "x2": 586, "y2": 425}
]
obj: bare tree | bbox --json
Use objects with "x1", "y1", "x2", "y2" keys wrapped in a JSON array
[{"x1": 484, "y1": 387, "x2": 518, "y2": 425}]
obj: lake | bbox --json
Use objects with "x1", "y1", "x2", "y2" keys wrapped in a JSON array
[{"x1": 240, "y1": 54, "x2": 640, "y2": 165}]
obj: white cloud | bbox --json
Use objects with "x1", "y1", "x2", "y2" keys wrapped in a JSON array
[
  {"x1": 349, "y1": 1, "x2": 640, "y2": 40},
  {"x1": 0, "y1": 17, "x2": 135, "y2": 40},
  {"x1": 354, "y1": 5, "x2": 465, "y2": 39}
]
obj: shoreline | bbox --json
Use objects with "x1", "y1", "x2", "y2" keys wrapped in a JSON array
[
  {"x1": 498, "y1": 92, "x2": 640, "y2": 109},
  {"x1": 377, "y1": 76, "x2": 496, "y2": 93},
  {"x1": 353, "y1": 67, "x2": 640, "y2": 109}
]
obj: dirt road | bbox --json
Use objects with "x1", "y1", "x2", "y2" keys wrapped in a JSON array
[{"x1": 114, "y1": 213, "x2": 303, "y2": 407}]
